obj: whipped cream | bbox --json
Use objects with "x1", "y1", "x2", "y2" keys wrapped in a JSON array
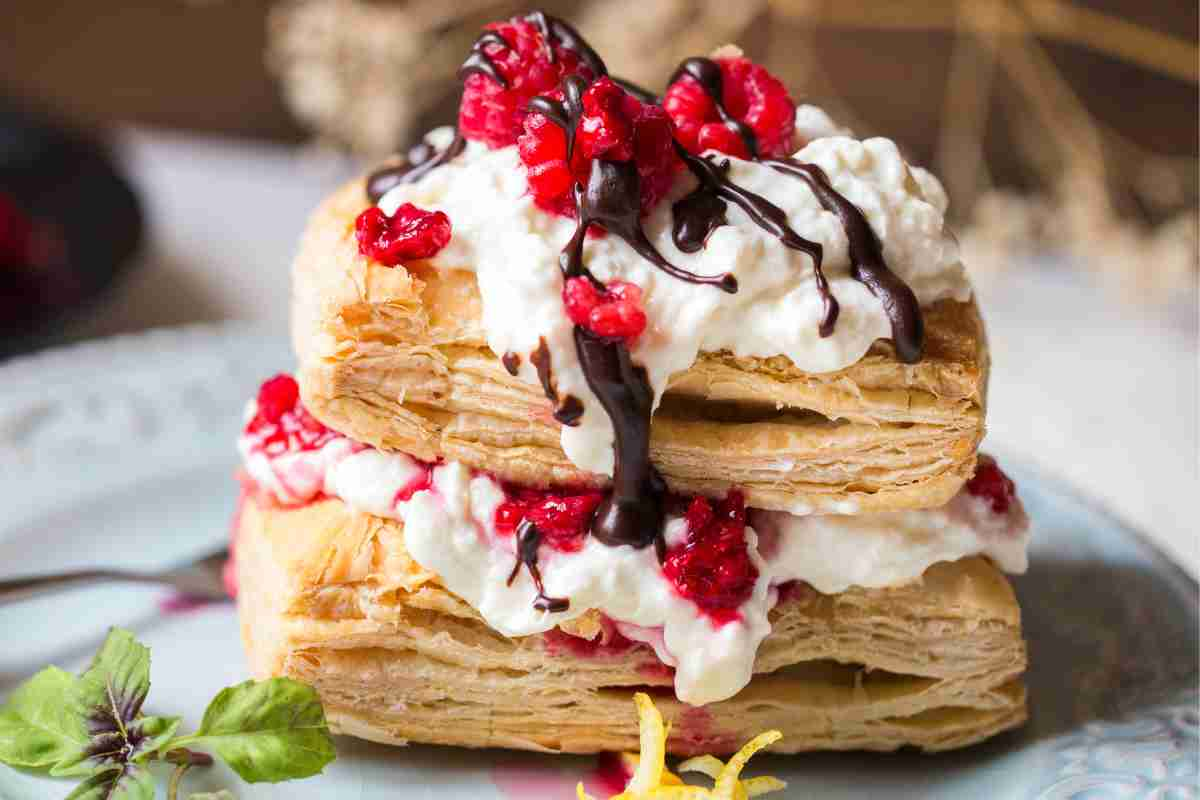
[
  {"x1": 378, "y1": 111, "x2": 970, "y2": 476},
  {"x1": 239, "y1": 402, "x2": 1028, "y2": 705}
]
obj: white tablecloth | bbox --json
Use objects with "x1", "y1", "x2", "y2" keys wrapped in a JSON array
[{"x1": 65, "y1": 127, "x2": 1199, "y2": 577}]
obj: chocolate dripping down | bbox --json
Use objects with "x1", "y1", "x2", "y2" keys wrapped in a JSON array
[
  {"x1": 665, "y1": 55, "x2": 924, "y2": 358},
  {"x1": 366, "y1": 135, "x2": 467, "y2": 204},
  {"x1": 762, "y1": 158, "x2": 924, "y2": 362},
  {"x1": 507, "y1": 519, "x2": 570, "y2": 612},
  {"x1": 673, "y1": 146, "x2": 840, "y2": 336}
]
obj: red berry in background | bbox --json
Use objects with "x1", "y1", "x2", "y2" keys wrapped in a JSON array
[
  {"x1": 245, "y1": 374, "x2": 337, "y2": 455},
  {"x1": 562, "y1": 277, "x2": 647, "y2": 345},
  {"x1": 518, "y1": 77, "x2": 679, "y2": 218},
  {"x1": 458, "y1": 18, "x2": 596, "y2": 149},
  {"x1": 663, "y1": 57, "x2": 796, "y2": 159},
  {"x1": 663, "y1": 491, "x2": 759, "y2": 622},
  {"x1": 0, "y1": 192, "x2": 33, "y2": 267},
  {"x1": 355, "y1": 203, "x2": 451, "y2": 265},
  {"x1": 493, "y1": 488, "x2": 604, "y2": 552},
  {"x1": 965, "y1": 456, "x2": 1017, "y2": 514}
]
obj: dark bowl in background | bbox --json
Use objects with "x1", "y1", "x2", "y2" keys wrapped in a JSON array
[{"x1": 0, "y1": 100, "x2": 143, "y2": 359}]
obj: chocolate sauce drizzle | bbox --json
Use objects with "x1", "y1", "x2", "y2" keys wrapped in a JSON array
[
  {"x1": 763, "y1": 158, "x2": 924, "y2": 361},
  {"x1": 507, "y1": 519, "x2": 570, "y2": 612},
  {"x1": 501, "y1": 351, "x2": 521, "y2": 376},
  {"x1": 458, "y1": 30, "x2": 511, "y2": 87},
  {"x1": 366, "y1": 134, "x2": 467, "y2": 204},
  {"x1": 532, "y1": 335, "x2": 588, "y2": 424},
  {"x1": 673, "y1": 148, "x2": 840, "y2": 336},
  {"x1": 531, "y1": 337, "x2": 584, "y2": 426},
  {"x1": 664, "y1": 54, "x2": 924, "y2": 358}
]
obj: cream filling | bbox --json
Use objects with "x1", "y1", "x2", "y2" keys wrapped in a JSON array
[
  {"x1": 240, "y1": 417, "x2": 1029, "y2": 706},
  {"x1": 376, "y1": 108, "x2": 971, "y2": 476}
]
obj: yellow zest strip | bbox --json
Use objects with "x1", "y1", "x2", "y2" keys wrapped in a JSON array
[{"x1": 577, "y1": 692, "x2": 786, "y2": 800}]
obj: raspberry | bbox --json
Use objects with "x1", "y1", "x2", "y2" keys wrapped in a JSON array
[
  {"x1": 458, "y1": 18, "x2": 596, "y2": 149},
  {"x1": 493, "y1": 487, "x2": 604, "y2": 552},
  {"x1": 663, "y1": 491, "x2": 758, "y2": 623},
  {"x1": 965, "y1": 456, "x2": 1017, "y2": 515},
  {"x1": 256, "y1": 373, "x2": 299, "y2": 424},
  {"x1": 562, "y1": 277, "x2": 647, "y2": 345},
  {"x1": 518, "y1": 77, "x2": 679, "y2": 217},
  {"x1": 355, "y1": 204, "x2": 451, "y2": 266},
  {"x1": 663, "y1": 57, "x2": 795, "y2": 159},
  {"x1": 245, "y1": 374, "x2": 337, "y2": 455}
]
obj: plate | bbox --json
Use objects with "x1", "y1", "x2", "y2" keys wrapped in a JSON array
[{"x1": 0, "y1": 324, "x2": 1195, "y2": 799}]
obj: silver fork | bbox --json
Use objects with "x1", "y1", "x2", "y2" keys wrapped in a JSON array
[{"x1": 0, "y1": 548, "x2": 230, "y2": 605}]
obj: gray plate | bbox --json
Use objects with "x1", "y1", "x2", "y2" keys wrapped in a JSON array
[{"x1": 0, "y1": 324, "x2": 1195, "y2": 799}]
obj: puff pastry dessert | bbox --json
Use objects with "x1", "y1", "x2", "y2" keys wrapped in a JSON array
[{"x1": 233, "y1": 10, "x2": 1031, "y2": 759}]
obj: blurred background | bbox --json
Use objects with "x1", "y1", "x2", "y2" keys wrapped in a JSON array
[{"x1": 0, "y1": 0, "x2": 1196, "y2": 572}]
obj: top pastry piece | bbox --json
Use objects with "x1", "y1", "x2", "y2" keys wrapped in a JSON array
[{"x1": 292, "y1": 170, "x2": 987, "y2": 516}]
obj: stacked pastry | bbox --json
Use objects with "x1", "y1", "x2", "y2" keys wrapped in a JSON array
[{"x1": 235, "y1": 12, "x2": 1031, "y2": 755}]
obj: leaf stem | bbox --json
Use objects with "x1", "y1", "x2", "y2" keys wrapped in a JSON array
[{"x1": 167, "y1": 762, "x2": 189, "y2": 800}]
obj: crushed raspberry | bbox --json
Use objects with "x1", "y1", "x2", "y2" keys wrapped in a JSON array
[
  {"x1": 494, "y1": 487, "x2": 604, "y2": 552},
  {"x1": 663, "y1": 57, "x2": 796, "y2": 159},
  {"x1": 458, "y1": 18, "x2": 596, "y2": 149},
  {"x1": 542, "y1": 622, "x2": 636, "y2": 659},
  {"x1": 394, "y1": 470, "x2": 433, "y2": 504},
  {"x1": 245, "y1": 374, "x2": 337, "y2": 455},
  {"x1": 966, "y1": 456, "x2": 1017, "y2": 515},
  {"x1": 355, "y1": 203, "x2": 451, "y2": 266},
  {"x1": 562, "y1": 276, "x2": 647, "y2": 345},
  {"x1": 662, "y1": 491, "x2": 758, "y2": 623},
  {"x1": 518, "y1": 77, "x2": 679, "y2": 217}
]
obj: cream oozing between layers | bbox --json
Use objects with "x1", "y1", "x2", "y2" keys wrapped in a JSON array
[
  {"x1": 375, "y1": 109, "x2": 971, "y2": 476},
  {"x1": 239, "y1": 409, "x2": 1029, "y2": 706}
]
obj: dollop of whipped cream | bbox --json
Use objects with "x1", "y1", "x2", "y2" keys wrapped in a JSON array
[
  {"x1": 239, "y1": 407, "x2": 1028, "y2": 706},
  {"x1": 377, "y1": 108, "x2": 970, "y2": 476}
]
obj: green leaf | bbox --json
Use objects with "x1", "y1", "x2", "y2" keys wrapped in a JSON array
[
  {"x1": 74, "y1": 628, "x2": 152, "y2": 725},
  {"x1": 126, "y1": 715, "x2": 182, "y2": 762},
  {"x1": 177, "y1": 678, "x2": 335, "y2": 783},
  {"x1": 65, "y1": 763, "x2": 156, "y2": 800},
  {"x1": 0, "y1": 666, "x2": 88, "y2": 770},
  {"x1": 53, "y1": 628, "x2": 154, "y2": 777}
]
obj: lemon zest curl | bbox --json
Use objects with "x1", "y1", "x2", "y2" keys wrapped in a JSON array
[{"x1": 577, "y1": 693, "x2": 786, "y2": 800}]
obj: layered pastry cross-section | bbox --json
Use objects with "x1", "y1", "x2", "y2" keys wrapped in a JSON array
[{"x1": 235, "y1": 10, "x2": 1031, "y2": 759}]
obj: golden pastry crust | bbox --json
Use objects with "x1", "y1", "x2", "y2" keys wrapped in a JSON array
[
  {"x1": 290, "y1": 179, "x2": 989, "y2": 515},
  {"x1": 237, "y1": 495, "x2": 1027, "y2": 754}
]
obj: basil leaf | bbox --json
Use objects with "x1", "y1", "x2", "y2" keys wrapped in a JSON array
[
  {"x1": 75, "y1": 628, "x2": 152, "y2": 725},
  {"x1": 65, "y1": 763, "x2": 156, "y2": 800},
  {"x1": 0, "y1": 666, "x2": 87, "y2": 770},
  {"x1": 180, "y1": 678, "x2": 335, "y2": 783},
  {"x1": 53, "y1": 628, "x2": 156, "y2": 777}
]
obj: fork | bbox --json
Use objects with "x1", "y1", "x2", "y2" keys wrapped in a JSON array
[{"x1": 0, "y1": 548, "x2": 230, "y2": 606}]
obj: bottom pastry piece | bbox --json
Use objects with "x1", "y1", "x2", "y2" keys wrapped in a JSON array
[{"x1": 235, "y1": 496, "x2": 1028, "y2": 755}]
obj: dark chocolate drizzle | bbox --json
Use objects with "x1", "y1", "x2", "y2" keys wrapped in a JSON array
[
  {"x1": 530, "y1": 337, "x2": 585, "y2": 426},
  {"x1": 763, "y1": 158, "x2": 923, "y2": 361},
  {"x1": 673, "y1": 147, "x2": 839, "y2": 336},
  {"x1": 611, "y1": 77, "x2": 659, "y2": 105},
  {"x1": 365, "y1": 133, "x2": 467, "y2": 204},
  {"x1": 669, "y1": 57, "x2": 759, "y2": 159},
  {"x1": 507, "y1": 519, "x2": 570, "y2": 612},
  {"x1": 501, "y1": 351, "x2": 521, "y2": 376},
  {"x1": 575, "y1": 327, "x2": 666, "y2": 551},
  {"x1": 458, "y1": 30, "x2": 510, "y2": 87}
]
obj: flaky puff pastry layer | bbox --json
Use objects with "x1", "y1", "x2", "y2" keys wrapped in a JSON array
[
  {"x1": 237, "y1": 495, "x2": 1027, "y2": 754},
  {"x1": 291, "y1": 179, "x2": 989, "y2": 515}
]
